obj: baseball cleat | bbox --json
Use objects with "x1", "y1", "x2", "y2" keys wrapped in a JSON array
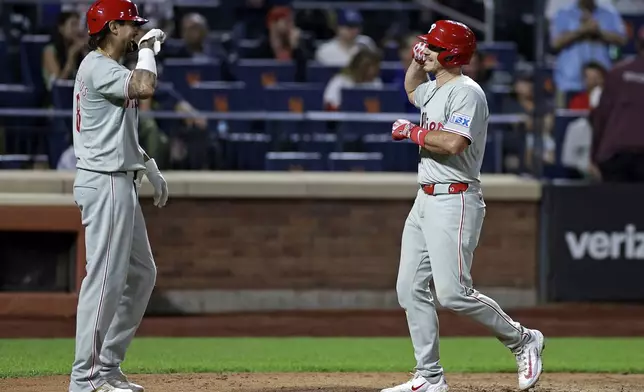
[
  {"x1": 105, "y1": 374, "x2": 144, "y2": 392},
  {"x1": 381, "y1": 374, "x2": 449, "y2": 392},
  {"x1": 92, "y1": 382, "x2": 133, "y2": 392},
  {"x1": 514, "y1": 329, "x2": 545, "y2": 390}
]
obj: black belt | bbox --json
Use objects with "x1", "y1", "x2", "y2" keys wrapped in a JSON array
[{"x1": 78, "y1": 168, "x2": 141, "y2": 177}]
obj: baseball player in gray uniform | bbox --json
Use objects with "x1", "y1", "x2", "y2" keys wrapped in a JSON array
[
  {"x1": 69, "y1": 1, "x2": 168, "y2": 391},
  {"x1": 382, "y1": 21, "x2": 545, "y2": 392}
]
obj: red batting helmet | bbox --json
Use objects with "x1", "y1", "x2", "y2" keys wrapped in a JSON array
[
  {"x1": 418, "y1": 20, "x2": 476, "y2": 67},
  {"x1": 86, "y1": 0, "x2": 148, "y2": 35}
]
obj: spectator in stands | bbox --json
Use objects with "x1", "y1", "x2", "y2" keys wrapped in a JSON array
[
  {"x1": 248, "y1": 6, "x2": 314, "y2": 82},
  {"x1": 41, "y1": 11, "x2": 87, "y2": 90},
  {"x1": 549, "y1": 0, "x2": 627, "y2": 107},
  {"x1": 504, "y1": 73, "x2": 556, "y2": 173},
  {"x1": 560, "y1": 79, "x2": 602, "y2": 179},
  {"x1": 164, "y1": 13, "x2": 236, "y2": 81},
  {"x1": 590, "y1": 26, "x2": 644, "y2": 182},
  {"x1": 315, "y1": 9, "x2": 377, "y2": 67},
  {"x1": 235, "y1": 0, "x2": 293, "y2": 39},
  {"x1": 323, "y1": 48, "x2": 383, "y2": 111},
  {"x1": 568, "y1": 61, "x2": 606, "y2": 110}
]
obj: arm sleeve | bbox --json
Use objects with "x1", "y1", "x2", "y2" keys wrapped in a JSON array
[
  {"x1": 441, "y1": 87, "x2": 486, "y2": 142},
  {"x1": 604, "y1": 9, "x2": 626, "y2": 35},
  {"x1": 412, "y1": 81, "x2": 430, "y2": 108},
  {"x1": 91, "y1": 60, "x2": 133, "y2": 100}
]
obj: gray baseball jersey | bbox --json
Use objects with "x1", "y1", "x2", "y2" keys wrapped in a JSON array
[
  {"x1": 413, "y1": 75, "x2": 488, "y2": 184},
  {"x1": 393, "y1": 74, "x2": 529, "y2": 383},
  {"x1": 73, "y1": 51, "x2": 145, "y2": 172}
]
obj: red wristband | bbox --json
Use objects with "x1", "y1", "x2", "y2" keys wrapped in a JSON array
[{"x1": 409, "y1": 126, "x2": 429, "y2": 147}]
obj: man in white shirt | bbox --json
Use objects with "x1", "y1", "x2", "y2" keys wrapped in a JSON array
[{"x1": 314, "y1": 9, "x2": 376, "y2": 67}]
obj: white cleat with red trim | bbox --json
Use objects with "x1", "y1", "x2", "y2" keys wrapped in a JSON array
[
  {"x1": 381, "y1": 374, "x2": 449, "y2": 392},
  {"x1": 514, "y1": 329, "x2": 545, "y2": 390}
]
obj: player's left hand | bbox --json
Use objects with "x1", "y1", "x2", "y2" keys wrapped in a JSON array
[
  {"x1": 144, "y1": 158, "x2": 169, "y2": 208},
  {"x1": 392, "y1": 119, "x2": 419, "y2": 141},
  {"x1": 138, "y1": 28, "x2": 167, "y2": 55}
]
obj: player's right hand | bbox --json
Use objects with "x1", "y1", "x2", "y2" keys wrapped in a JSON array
[
  {"x1": 412, "y1": 42, "x2": 427, "y2": 65},
  {"x1": 392, "y1": 118, "x2": 418, "y2": 141},
  {"x1": 138, "y1": 28, "x2": 167, "y2": 55}
]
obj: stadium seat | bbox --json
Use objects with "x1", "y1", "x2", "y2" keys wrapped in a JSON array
[
  {"x1": 295, "y1": 132, "x2": 338, "y2": 154},
  {"x1": 51, "y1": 80, "x2": 74, "y2": 109},
  {"x1": 327, "y1": 152, "x2": 384, "y2": 171},
  {"x1": 363, "y1": 133, "x2": 418, "y2": 172},
  {"x1": 227, "y1": 133, "x2": 271, "y2": 170},
  {"x1": 0, "y1": 84, "x2": 36, "y2": 107},
  {"x1": 0, "y1": 38, "x2": 8, "y2": 83},
  {"x1": 20, "y1": 35, "x2": 49, "y2": 88},
  {"x1": 305, "y1": 62, "x2": 340, "y2": 85},
  {"x1": 477, "y1": 41, "x2": 517, "y2": 73},
  {"x1": 0, "y1": 154, "x2": 49, "y2": 169},
  {"x1": 379, "y1": 61, "x2": 404, "y2": 84},
  {"x1": 263, "y1": 83, "x2": 324, "y2": 112},
  {"x1": 160, "y1": 58, "x2": 221, "y2": 96},
  {"x1": 340, "y1": 85, "x2": 405, "y2": 113},
  {"x1": 188, "y1": 81, "x2": 253, "y2": 161},
  {"x1": 263, "y1": 83, "x2": 326, "y2": 145},
  {"x1": 233, "y1": 59, "x2": 295, "y2": 88},
  {"x1": 481, "y1": 129, "x2": 504, "y2": 173},
  {"x1": 264, "y1": 151, "x2": 323, "y2": 171}
]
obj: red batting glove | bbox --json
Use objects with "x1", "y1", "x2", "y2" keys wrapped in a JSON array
[
  {"x1": 392, "y1": 119, "x2": 428, "y2": 147},
  {"x1": 412, "y1": 42, "x2": 427, "y2": 65}
]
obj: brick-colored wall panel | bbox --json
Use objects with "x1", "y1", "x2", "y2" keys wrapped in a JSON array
[{"x1": 142, "y1": 199, "x2": 537, "y2": 290}]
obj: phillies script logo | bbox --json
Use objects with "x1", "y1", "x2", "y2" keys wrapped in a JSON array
[{"x1": 421, "y1": 112, "x2": 443, "y2": 131}]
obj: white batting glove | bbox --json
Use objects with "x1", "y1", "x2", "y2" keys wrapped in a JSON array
[
  {"x1": 412, "y1": 42, "x2": 427, "y2": 65},
  {"x1": 144, "y1": 158, "x2": 169, "y2": 208},
  {"x1": 138, "y1": 28, "x2": 166, "y2": 55}
]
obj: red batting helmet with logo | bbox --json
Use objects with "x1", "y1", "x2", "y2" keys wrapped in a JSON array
[
  {"x1": 86, "y1": 0, "x2": 148, "y2": 35},
  {"x1": 418, "y1": 20, "x2": 476, "y2": 67}
]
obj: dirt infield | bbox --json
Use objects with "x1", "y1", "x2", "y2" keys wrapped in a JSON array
[
  {"x1": 2, "y1": 304, "x2": 644, "y2": 338},
  {"x1": 3, "y1": 372, "x2": 644, "y2": 392}
]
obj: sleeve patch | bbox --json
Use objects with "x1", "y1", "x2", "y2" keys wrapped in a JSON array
[{"x1": 448, "y1": 112, "x2": 472, "y2": 128}]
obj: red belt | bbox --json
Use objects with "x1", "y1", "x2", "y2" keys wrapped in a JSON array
[{"x1": 421, "y1": 183, "x2": 469, "y2": 196}]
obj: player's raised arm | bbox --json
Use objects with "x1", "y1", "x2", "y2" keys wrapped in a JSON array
[
  {"x1": 128, "y1": 29, "x2": 166, "y2": 100},
  {"x1": 405, "y1": 42, "x2": 430, "y2": 105}
]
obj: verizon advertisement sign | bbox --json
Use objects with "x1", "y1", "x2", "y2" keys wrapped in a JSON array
[{"x1": 542, "y1": 183, "x2": 644, "y2": 302}]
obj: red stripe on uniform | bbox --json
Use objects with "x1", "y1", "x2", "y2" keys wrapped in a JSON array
[
  {"x1": 87, "y1": 174, "x2": 115, "y2": 389},
  {"x1": 457, "y1": 193, "x2": 465, "y2": 285}
]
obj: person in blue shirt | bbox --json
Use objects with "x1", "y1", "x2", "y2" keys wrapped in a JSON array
[{"x1": 549, "y1": 0, "x2": 626, "y2": 106}]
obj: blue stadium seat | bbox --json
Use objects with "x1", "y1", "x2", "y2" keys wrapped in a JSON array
[
  {"x1": 305, "y1": 62, "x2": 340, "y2": 85},
  {"x1": 0, "y1": 84, "x2": 36, "y2": 107},
  {"x1": 264, "y1": 83, "x2": 326, "y2": 144},
  {"x1": 188, "y1": 81, "x2": 252, "y2": 158},
  {"x1": 0, "y1": 38, "x2": 8, "y2": 83},
  {"x1": 265, "y1": 151, "x2": 324, "y2": 171},
  {"x1": 340, "y1": 85, "x2": 406, "y2": 112},
  {"x1": 0, "y1": 154, "x2": 48, "y2": 169},
  {"x1": 622, "y1": 15, "x2": 644, "y2": 56},
  {"x1": 295, "y1": 132, "x2": 338, "y2": 154},
  {"x1": 20, "y1": 35, "x2": 49, "y2": 90},
  {"x1": 477, "y1": 42, "x2": 517, "y2": 73},
  {"x1": 160, "y1": 58, "x2": 221, "y2": 96},
  {"x1": 227, "y1": 133, "x2": 271, "y2": 170},
  {"x1": 363, "y1": 133, "x2": 418, "y2": 172},
  {"x1": 382, "y1": 42, "x2": 400, "y2": 61},
  {"x1": 481, "y1": 129, "x2": 504, "y2": 173},
  {"x1": 51, "y1": 80, "x2": 74, "y2": 109},
  {"x1": 233, "y1": 59, "x2": 295, "y2": 87},
  {"x1": 327, "y1": 152, "x2": 383, "y2": 171},
  {"x1": 379, "y1": 61, "x2": 404, "y2": 84},
  {"x1": 264, "y1": 83, "x2": 324, "y2": 112},
  {"x1": 237, "y1": 38, "x2": 262, "y2": 58}
]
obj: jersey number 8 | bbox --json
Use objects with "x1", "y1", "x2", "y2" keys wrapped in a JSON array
[{"x1": 75, "y1": 93, "x2": 81, "y2": 133}]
